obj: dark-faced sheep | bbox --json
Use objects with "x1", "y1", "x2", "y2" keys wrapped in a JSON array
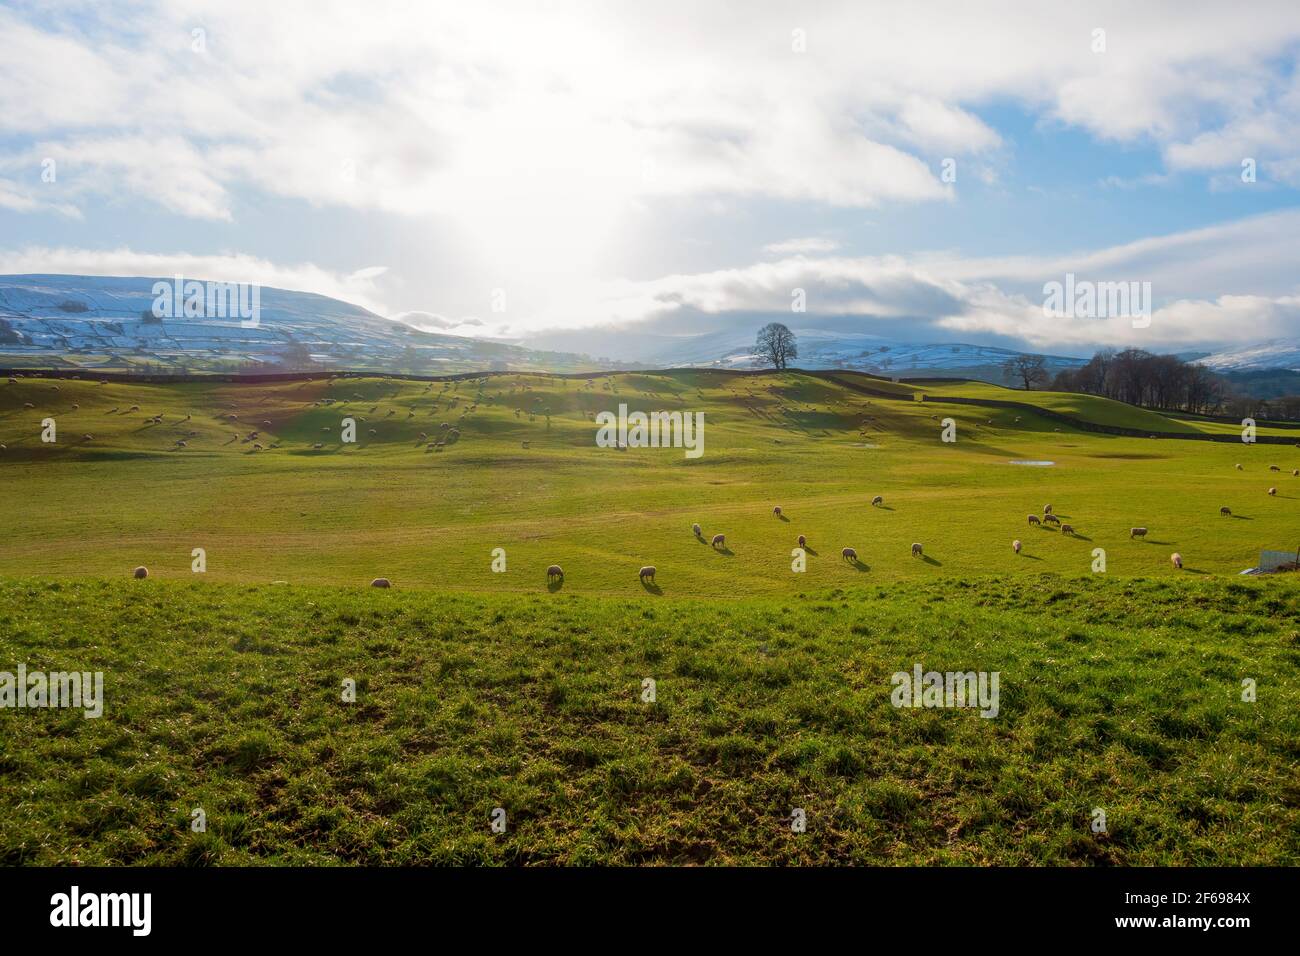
[
  {"x1": 1270, "y1": 465, "x2": 1280, "y2": 472},
  {"x1": 1220, "y1": 506, "x2": 1231, "y2": 516},
  {"x1": 911, "y1": 542, "x2": 923, "y2": 557},
  {"x1": 1012, "y1": 539, "x2": 1022, "y2": 554},
  {"x1": 1235, "y1": 463, "x2": 1243, "y2": 470},
  {"x1": 871, "y1": 495, "x2": 883, "y2": 507},
  {"x1": 547, "y1": 564, "x2": 563, "y2": 581},
  {"x1": 132, "y1": 566, "x2": 148, "y2": 579},
  {"x1": 1028, "y1": 514, "x2": 1041, "y2": 526},
  {"x1": 772, "y1": 506, "x2": 782, "y2": 517},
  {"x1": 1268, "y1": 487, "x2": 1277, "y2": 496},
  {"x1": 370, "y1": 578, "x2": 391, "y2": 588},
  {"x1": 841, "y1": 547, "x2": 857, "y2": 562},
  {"x1": 1043, "y1": 514, "x2": 1061, "y2": 526},
  {"x1": 638, "y1": 565, "x2": 656, "y2": 583},
  {"x1": 692, "y1": 523, "x2": 701, "y2": 537},
  {"x1": 1043, "y1": 504, "x2": 1053, "y2": 515},
  {"x1": 1130, "y1": 527, "x2": 1148, "y2": 538},
  {"x1": 711, "y1": 533, "x2": 725, "y2": 549},
  {"x1": 797, "y1": 534, "x2": 806, "y2": 548},
  {"x1": 1171, "y1": 552, "x2": 1182, "y2": 569},
  {"x1": 1060, "y1": 523, "x2": 1074, "y2": 535}
]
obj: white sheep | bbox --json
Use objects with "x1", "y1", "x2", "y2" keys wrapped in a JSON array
[
  {"x1": 1235, "y1": 463, "x2": 1243, "y2": 470},
  {"x1": 370, "y1": 578, "x2": 392, "y2": 588},
  {"x1": 1043, "y1": 504, "x2": 1053, "y2": 515},
  {"x1": 911, "y1": 542, "x2": 923, "y2": 557},
  {"x1": 711, "y1": 533, "x2": 725, "y2": 548},
  {"x1": 841, "y1": 547, "x2": 857, "y2": 562},
  {"x1": 638, "y1": 565, "x2": 656, "y2": 583},
  {"x1": 547, "y1": 564, "x2": 563, "y2": 581},
  {"x1": 1268, "y1": 487, "x2": 1277, "y2": 496},
  {"x1": 132, "y1": 566, "x2": 148, "y2": 579},
  {"x1": 1130, "y1": 527, "x2": 1148, "y2": 538},
  {"x1": 871, "y1": 495, "x2": 883, "y2": 507},
  {"x1": 1012, "y1": 539, "x2": 1021, "y2": 554},
  {"x1": 1171, "y1": 552, "x2": 1182, "y2": 569},
  {"x1": 772, "y1": 505, "x2": 782, "y2": 516},
  {"x1": 1060, "y1": 523, "x2": 1074, "y2": 535}
]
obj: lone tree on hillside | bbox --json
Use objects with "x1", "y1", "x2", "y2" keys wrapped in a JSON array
[
  {"x1": 1002, "y1": 353, "x2": 1049, "y2": 390},
  {"x1": 756, "y1": 323, "x2": 798, "y2": 369}
]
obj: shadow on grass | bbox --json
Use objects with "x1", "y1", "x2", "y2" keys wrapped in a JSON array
[
  {"x1": 1018, "y1": 553, "x2": 1045, "y2": 561},
  {"x1": 547, "y1": 575, "x2": 564, "y2": 592},
  {"x1": 920, "y1": 555, "x2": 942, "y2": 566},
  {"x1": 639, "y1": 578, "x2": 663, "y2": 595},
  {"x1": 776, "y1": 513, "x2": 790, "y2": 522}
]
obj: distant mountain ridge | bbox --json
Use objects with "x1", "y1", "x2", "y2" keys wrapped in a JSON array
[
  {"x1": 1199, "y1": 338, "x2": 1300, "y2": 372},
  {"x1": 0, "y1": 274, "x2": 606, "y2": 374}
]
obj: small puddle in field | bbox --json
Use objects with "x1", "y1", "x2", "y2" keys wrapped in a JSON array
[
  {"x1": 1008, "y1": 460, "x2": 1055, "y2": 466},
  {"x1": 851, "y1": 443, "x2": 879, "y2": 448}
]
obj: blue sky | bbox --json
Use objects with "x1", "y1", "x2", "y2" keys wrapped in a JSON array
[{"x1": 4, "y1": 1, "x2": 1300, "y2": 359}]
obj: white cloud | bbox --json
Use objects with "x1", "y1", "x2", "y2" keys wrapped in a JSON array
[{"x1": 763, "y1": 237, "x2": 840, "y2": 256}]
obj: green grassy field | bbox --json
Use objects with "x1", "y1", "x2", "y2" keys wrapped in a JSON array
[
  {"x1": 1, "y1": 575, "x2": 1296, "y2": 865},
  {"x1": 2, "y1": 370, "x2": 1298, "y2": 592},
  {"x1": 2, "y1": 370, "x2": 1298, "y2": 865}
]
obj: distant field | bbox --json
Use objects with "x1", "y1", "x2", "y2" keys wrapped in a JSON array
[
  {"x1": 2, "y1": 370, "x2": 1297, "y2": 592},
  {"x1": 1, "y1": 575, "x2": 1296, "y2": 865}
]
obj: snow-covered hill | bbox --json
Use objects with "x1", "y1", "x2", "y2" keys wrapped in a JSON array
[
  {"x1": 0, "y1": 274, "x2": 603, "y2": 373},
  {"x1": 1199, "y1": 339, "x2": 1300, "y2": 372}
]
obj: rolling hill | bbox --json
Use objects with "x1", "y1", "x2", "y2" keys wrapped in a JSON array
[{"x1": 0, "y1": 274, "x2": 607, "y2": 375}]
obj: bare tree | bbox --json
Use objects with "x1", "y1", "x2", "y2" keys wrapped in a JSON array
[
  {"x1": 755, "y1": 323, "x2": 798, "y2": 369},
  {"x1": 1002, "y1": 354, "x2": 1049, "y2": 390}
]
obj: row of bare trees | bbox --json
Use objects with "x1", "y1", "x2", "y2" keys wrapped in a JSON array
[{"x1": 1037, "y1": 347, "x2": 1300, "y2": 420}]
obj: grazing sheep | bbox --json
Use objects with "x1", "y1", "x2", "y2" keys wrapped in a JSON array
[
  {"x1": 772, "y1": 505, "x2": 782, "y2": 516},
  {"x1": 81, "y1": 433, "x2": 93, "y2": 441},
  {"x1": 1130, "y1": 527, "x2": 1148, "y2": 539},
  {"x1": 175, "y1": 440, "x2": 187, "y2": 447},
  {"x1": 692, "y1": 523, "x2": 701, "y2": 536},
  {"x1": 1028, "y1": 514, "x2": 1041, "y2": 526},
  {"x1": 1268, "y1": 487, "x2": 1277, "y2": 496},
  {"x1": 546, "y1": 564, "x2": 563, "y2": 581},
  {"x1": 1235, "y1": 463, "x2": 1243, "y2": 470},
  {"x1": 1043, "y1": 504, "x2": 1053, "y2": 515},
  {"x1": 370, "y1": 578, "x2": 392, "y2": 588},
  {"x1": 797, "y1": 534, "x2": 806, "y2": 548},
  {"x1": 871, "y1": 495, "x2": 883, "y2": 506},
  {"x1": 132, "y1": 566, "x2": 148, "y2": 579},
  {"x1": 1043, "y1": 514, "x2": 1061, "y2": 526},
  {"x1": 911, "y1": 542, "x2": 923, "y2": 557},
  {"x1": 1171, "y1": 552, "x2": 1182, "y2": 569},
  {"x1": 129, "y1": 405, "x2": 139, "y2": 411},
  {"x1": 1012, "y1": 539, "x2": 1022, "y2": 554},
  {"x1": 638, "y1": 565, "x2": 656, "y2": 583},
  {"x1": 1270, "y1": 465, "x2": 1281, "y2": 472},
  {"x1": 1293, "y1": 470, "x2": 1299, "y2": 477},
  {"x1": 1220, "y1": 506, "x2": 1232, "y2": 516},
  {"x1": 312, "y1": 442, "x2": 323, "y2": 449},
  {"x1": 841, "y1": 547, "x2": 857, "y2": 562},
  {"x1": 252, "y1": 443, "x2": 263, "y2": 451},
  {"x1": 711, "y1": 533, "x2": 725, "y2": 548},
  {"x1": 1060, "y1": 524, "x2": 1075, "y2": 535},
  {"x1": 22, "y1": 402, "x2": 33, "y2": 409},
  {"x1": 72, "y1": 403, "x2": 79, "y2": 410}
]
